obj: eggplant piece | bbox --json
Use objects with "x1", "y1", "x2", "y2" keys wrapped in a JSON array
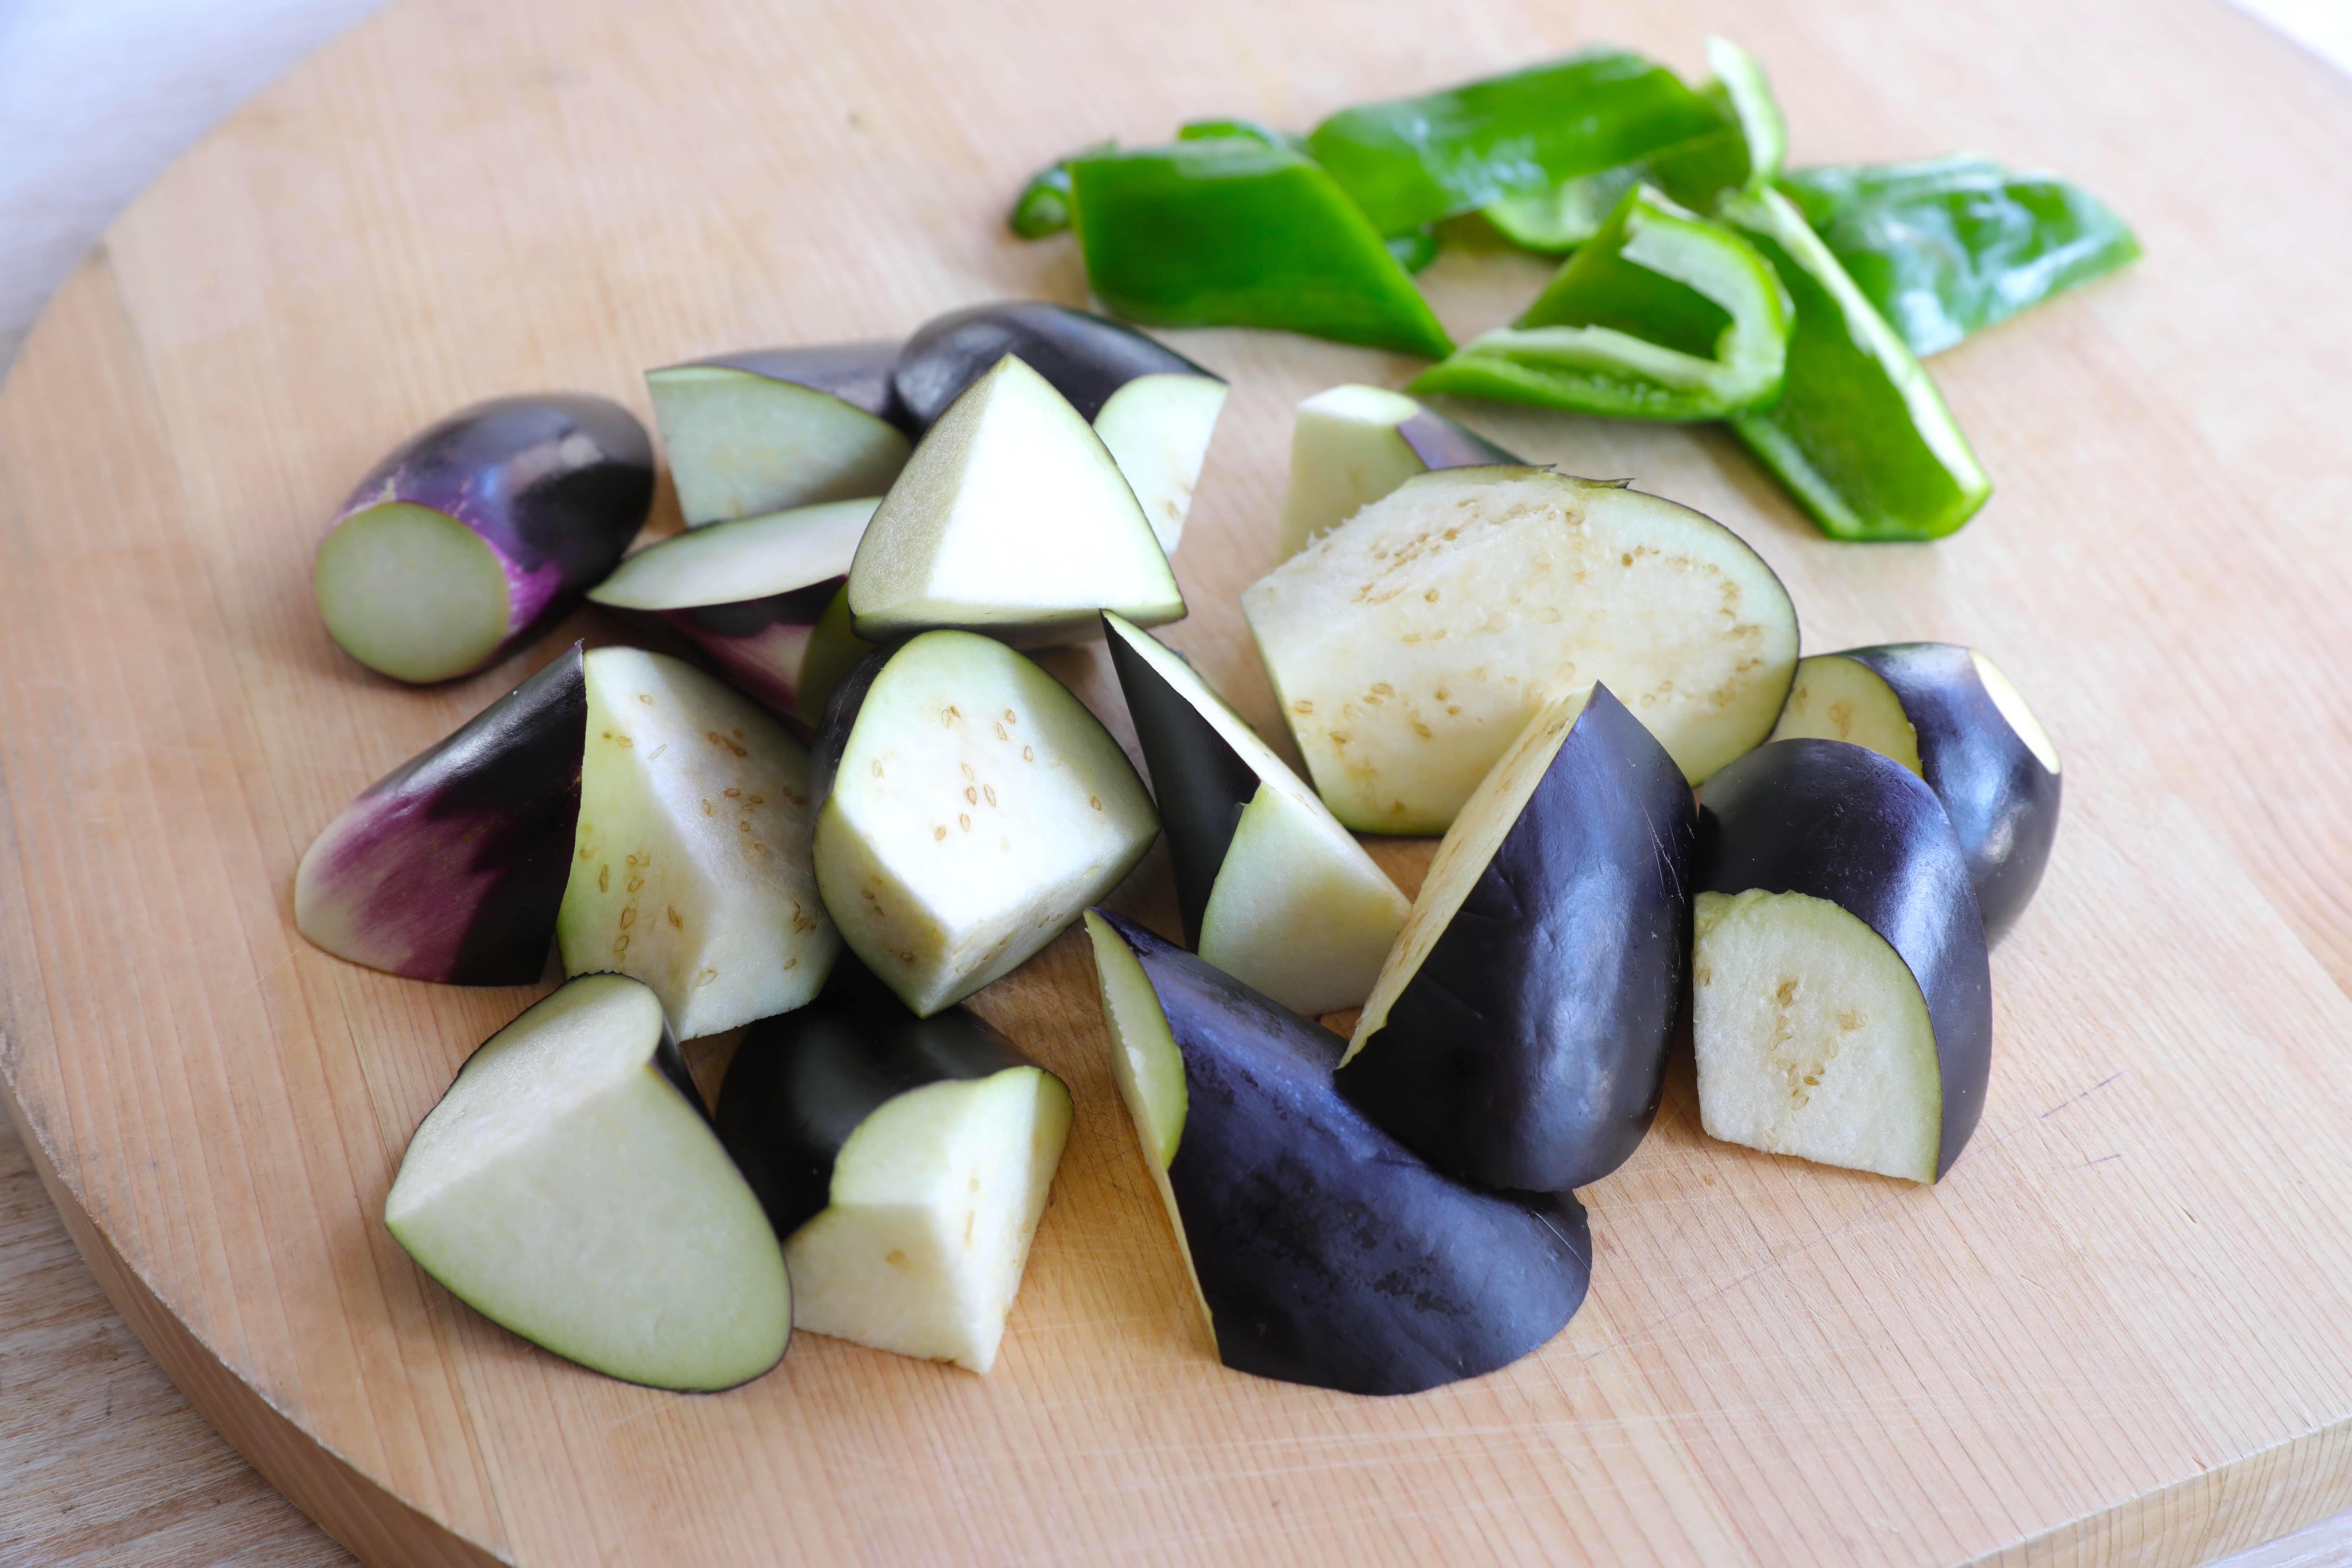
[
  {"x1": 714, "y1": 966, "x2": 1072, "y2": 1373},
  {"x1": 314, "y1": 396, "x2": 653, "y2": 684},
  {"x1": 1692, "y1": 739, "x2": 1991, "y2": 1184},
  {"x1": 846, "y1": 355, "x2": 1184, "y2": 646},
  {"x1": 1101, "y1": 612, "x2": 1407, "y2": 1015},
  {"x1": 1766, "y1": 644, "x2": 2060, "y2": 941},
  {"x1": 587, "y1": 498, "x2": 875, "y2": 726},
  {"x1": 1082, "y1": 912, "x2": 1591, "y2": 1396},
  {"x1": 645, "y1": 342, "x2": 912, "y2": 527},
  {"x1": 892, "y1": 302, "x2": 1229, "y2": 552},
  {"x1": 556, "y1": 647, "x2": 839, "y2": 1038},
  {"x1": 384, "y1": 974, "x2": 791, "y2": 1391},
  {"x1": 812, "y1": 630, "x2": 1159, "y2": 1016},
  {"x1": 1275, "y1": 384, "x2": 1518, "y2": 561},
  {"x1": 295, "y1": 644, "x2": 586, "y2": 984},
  {"x1": 1243, "y1": 466, "x2": 1799, "y2": 833},
  {"x1": 1337, "y1": 683, "x2": 1696, "y2": 1191}
]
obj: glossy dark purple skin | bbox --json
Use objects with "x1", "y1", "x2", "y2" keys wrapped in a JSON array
[
  {"x1": 1099, "y1": 913, "x2": 1592, "y2": 1397},
  {"x1": 1336, "y1": 683, "x2": 1696, "y2": 1193},
  {"x1": 1395, "y1": 405, "x2": 1521, "y2": 470},
  {"x1": 296, "y1": 645, "x2": 586, "y2": 985},
  {"x1": 624, "y1": 576, "x2": 844, "y2": 724},
  {"x1": 1696, "y1": 739, "x2": 1993, "y2": 1181},
  {"x1": 714, "y1": 962, "x2": 1043, "y2": 1239},
  {"x1": 330, "y1": 396, "x2": 654, "y2": 664},
  {"x1": 892, "y1": 301, "x2": 1221, "y2": 429},
  {"x1": 1836, "y1": 644, "x2": 2061, "y2": 944}
]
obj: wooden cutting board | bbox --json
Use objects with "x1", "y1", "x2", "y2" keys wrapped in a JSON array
[{"x1": 5, "y1": 0, "x2": 2351, "y2": 1561}]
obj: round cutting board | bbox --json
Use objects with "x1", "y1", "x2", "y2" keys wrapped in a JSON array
[{"x1": 6, "y1": 0, "x2": 2352, "y2": 1562}]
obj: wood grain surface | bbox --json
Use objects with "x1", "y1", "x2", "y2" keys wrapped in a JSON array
[{"x1": 3, "y1": 0, "x2": 2352, "y2": 1563}]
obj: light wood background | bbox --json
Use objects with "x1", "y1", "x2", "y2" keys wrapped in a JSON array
[{"x1": 4, "y1": 0, "x2": 2352, "y2": 1562}]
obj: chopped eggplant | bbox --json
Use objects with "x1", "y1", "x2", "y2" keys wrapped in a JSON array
[
  {"x1": 1243, "y1": 466, "x2": 1799, "y2": 832},
  {"x1": 295, "y1": 644, "x2": 586, "y2": 985},
  {"x1": 646, "y1": 343, "x2": 912, "y2": 526},
  {"x1": 1276, "y1": 384, "x2": 1518, "y2": 561},
  {"x1": 1693, "y1": 739, "x2": 1991, "y2": 1184},
  {"x1": 1083, "y1": 912, "x2": 1592, "y2": 1396},
  {"x1": 1102, "y1": 613, "x2": 1407, "y2": 1015},
  {"x1": 1337, "y1": 683, "x2": 1696, "y2": 1191},
  {"x1": 315, "y1": 396, "x2": 653, "y2": 684},
  {"x1": 846, "y1": 355, "x2": 1184, "y2": 646},
  {"x1": 812, "y1": 630, "x2": 1158, "y2": 1016},
  {"x1": 1768, "y1": 644, "x2": 2060, "y2": 941},
  {"x1": 556, "y1": 647, "x2": 838, "y2": 1038},
  {"x1": 384, "y1": 975, "x2": 791, "y2": 1391},
  {"x1": 714, "y1": 966, "x2": 1071, "y2": 1373}
]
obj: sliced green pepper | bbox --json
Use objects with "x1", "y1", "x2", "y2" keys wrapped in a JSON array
[
  {"x1": 1067, "y1": 137, "x2": 1454, "y2": 358},
  {"x1": 1177, "y1": 118, "x2": 1300, "y2": 151},
  {"x1": 1385, "y1": 225, "x2": 1442, "y2": 274},
  {"x1": 1700, "y1": 36, "x2": 1785, "y2": 189},
  {"x1": 1719, "y1": 187, "x2": 1990, "y2": 541},
  {"x1": 1778, "y1": 157, "x2": 2141, "y2": 355},
  {"x1": 1413, "y1": 184, "x2": 1789, "y2": 419},
  {"x1": 1008, "y1": 141, "x2": 1113, "y2": 238},
  {"x1": 1307, "y1": 49, "x2": 1724, "y2": 236}
]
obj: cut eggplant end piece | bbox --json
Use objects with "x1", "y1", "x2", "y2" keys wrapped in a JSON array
[
  {"x1": 1692, "y1": 889, "x2": 1942, "y2": 1184},
  {"x1": 1084, "y1": 911, "x2": 1188, "y2": 1169},
  {"x1": 384, "y1": 975, "x2": 791, "y2": 1391},
  {"x1": 1767, "y1": 655, "x2": 1922, "y2": 773},
  {"x1": 813, "y1": 631, "x2": 1159, "y2": 1016},
  {"x1": 589, "y1": 499, "x2": 875, "y2": 610},
  {"x1": 647, "y1": 365, "x2": 912, "y2": 527},
  {"x1": 316, "y1": 502, "x2": 513, "y2": 684},
  {"x1": 1276, "y1": 385, "x2": 1517, "y2": 562},
  {"x1": 1093, "y1": 373, "x2": 1229, "y2": 554}
]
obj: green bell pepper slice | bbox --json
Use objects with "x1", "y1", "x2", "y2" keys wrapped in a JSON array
[
  {"x1": 1700, "y1": 36, "x2": 1785, "y2": 188},
  {"x1": 1719, "y1": 187, "x2": 1991, "y2": 541},
  {"x1": 1778, "y1": 156, "x2": 2141, "y2": 356},
  {"x1": 1008, "y1": 140, "x2": 1113, "y2": 239},
  {"x1": 1307, "y1": 49, "x2": 1724, "y2": 236},
  {"x1": 1413, "y1": 184, "x2": 1789, "y2": 419},
  {"x1": 1067, "y1": 137, "x2": 1455, "y2": 359}
]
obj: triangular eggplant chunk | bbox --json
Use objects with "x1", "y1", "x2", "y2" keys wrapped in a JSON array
[
  {"x1": 1276, "y1": 384, "x2": 1518, "y2": 560},
  {"x1": 1337, "y1": 683, "x2": 1696, "y2": 1191},
  {"x1": 647, "y1": 342, "x2": 912, "y2": 526}
]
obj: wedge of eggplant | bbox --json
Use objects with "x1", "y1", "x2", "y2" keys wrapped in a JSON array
[
  {"x1": 1243, "y1": 466, "x2": 1798, "y2": 832},
  {"x1": 646, "y1": 342, "x2": 912, "y2": 526},
  {"x1": 1084, "y1": 912, "x2": 1590, "y2": 1396},
  {"x1": 384, "y1": 974, "x2": 791, "y2": 1391},
  {"x1": 812, "y1": 630, "x2": 1159, "y2": 1016},
  {"x1": 587, "y1": 498, "x2": 875, "y2": 726},
  {"x1": 1276, "y1": 384, "x2": 1519, "y2": 560},
  {"x1": 315, "y1": 397, "x2": 653, "y2": 683},
  {"x1": 893, "y1": 302, "x2": 1228, "y2": 553},
  {"x1": 556, "y1": 647, "x2": 838, "y2": 1038},
  {"x1": 714, "y1": 964, "x2": 1071, "y2": 1373},
  {"x1": 1101, "y1": 612, "x2": 1406, "y2": 1015},
  {"x1": 1693, "y1": 738, "x2": 1991, "y2": 1184},
  {"x1": 295, "y1": 644, "x2": 586, "y2": 984},
  {"x1": 1337, "y1": 683, "x2": 1695, "y2": 1191},
  {"x1": 1767, "y1": 644, "x2": 2060, "y2": 941}
]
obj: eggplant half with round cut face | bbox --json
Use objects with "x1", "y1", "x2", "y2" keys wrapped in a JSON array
[
  {"x1": 315, "y1": 396, "x2": 653, "y2": 684},
  {"x1": 1767, "y1": 643, "x2": 2061, "y2": 942},
  {"x1": 1244, "y1": 465, "x2": 1799, "y2": 833},
  {"x1": 812, "y1": 630, "x2": 1159, "y2": 1017},
  {"x1": 847, "y1": 355, "x2": 1185, "y2": 646},
  {"x1": 384, "y1": 974, "x2": 792, "y2": 1392},
  {"x1": 645, "y1": 342, "x2": 912, "y2": 527},
  {"x1": 556, "y1": 647, "x2": 838, "y2": 1039},
  {"x1": 892, "y1": 301, "x2": 1228, "y2": 553},
  {"x1": 1692, "y1": 738, "x2": 1991, "y2": 1184},
  {"x1": 1275, "y1": 384, "x2": 1519, "y2": 562},
  {"x1": 1101, "y1": 612, "x2": 1406, "y2": 1016},
  {"x1": 296, "y1": 643, "x2": 586, "y2": 985},
  {"x1": 588, "y1": 498, "x2": 875, "y2": 727},
  {"x1": 714, "y1": 964, "x2": 1071, "y2": 1375},
  {"x1": 1337, "y1": 683, "x2": 1695, "y2": 1192},
  {"x1": 1083, "y1": 912, "x2": 1591, "y2": 1396}
]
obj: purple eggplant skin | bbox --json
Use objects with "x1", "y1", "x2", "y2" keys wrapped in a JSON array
[
  {"x1": 892, "y1": 300, "x2": 1221, "y2": 428},
  {"x1": 664, "y1": 342, "x2": 910, "y2": 426},
  {"x1": 630, "y1": 576, "x2": 842, "y2": 725},
  {"x1": 1336, "y1": 683, "x2": 1696, "y2": 1193},
  {"x1": 714, "y1": 961, "x2": 1042, "y2": 1238},
  {"x1": 293, "y1": 645, "x2": 587, "y2": 985},
  {"x1": 1697, "y1": 739, "x2": 1993, "y2": 1180},
  {"x1": 1837, "y1": 644, "x2": 2061, "y2": 944},
  {"x1": 323, "y1": 396, "x2": 654, "y2": 679},
  {"x1": 1098, "y1": 913, "x2": 1592, "y2": 1397},
  {"x1": 1396, "y1": 405, "x2": 1521, "y2": 470}
]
